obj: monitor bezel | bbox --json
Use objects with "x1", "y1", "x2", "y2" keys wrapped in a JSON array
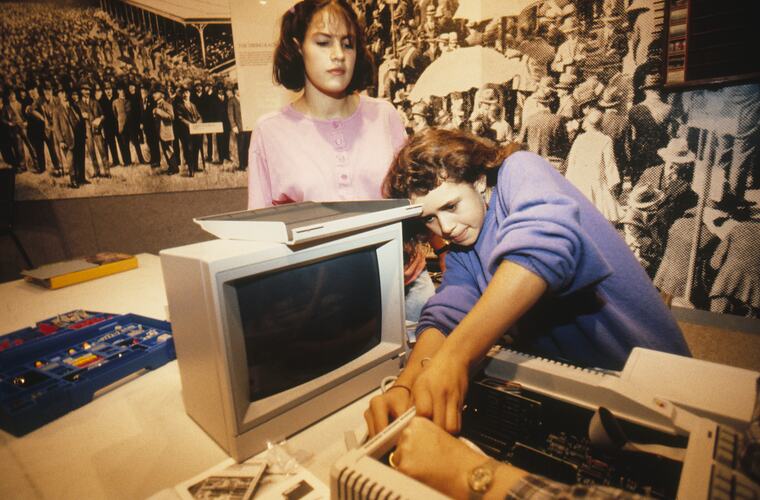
[{"x1": 216, "y1": 224, "x2": 406, "y2": 435}]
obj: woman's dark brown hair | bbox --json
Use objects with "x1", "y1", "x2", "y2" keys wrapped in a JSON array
[
  {"x1": 383, "y1": 128, "x2": 521, "y2": 200},
  {"x1": 273, "y1": 0, "x2": 374, "y2": 93}
]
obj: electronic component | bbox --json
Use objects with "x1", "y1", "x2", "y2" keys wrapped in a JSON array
[{"x1": 332, "y1": 348, "x2": 760, "y2": 500}]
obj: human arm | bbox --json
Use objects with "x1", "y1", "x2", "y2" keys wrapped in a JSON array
[
  {"x1": 412, "y1": 260, "x2": 547, "y2": 433},
  {"x1": 395, "y1": 417, "x2": 647, "y2": 500}
]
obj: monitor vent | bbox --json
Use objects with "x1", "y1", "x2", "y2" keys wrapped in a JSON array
[{"x1": 336, "y1": 465, "x2": 402, "y2": 500}]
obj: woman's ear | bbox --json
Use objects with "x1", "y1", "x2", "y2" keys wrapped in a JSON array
[{"x1": 474, "y1": 174, "x2": 487, "y2": 195}]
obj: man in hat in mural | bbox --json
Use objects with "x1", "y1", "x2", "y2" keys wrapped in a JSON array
[
  {"x1": 551, "y1": 16, "x2": 586, "y2": 74},
  {"x1": 622, "y1": 0, "x2": 655, "y2": 76},
  {"x1": 555, "y1": 71, "x2": 579, "y2": 119},
  {"x1": 151, "y1": 84, "x2": 179, "y2": 175},
  {"x1": 112, "y1": 84, "x2": 132, "y2": 165},
  {"x1": 99, "y1": 81, "x2": 120, "y2": 167},
  {"x1": 422, "y1": 4, "x2": 439, "y2": 43},
  {"x1": 79, "y1": 82, "x2": 108, "y2": 178},
  {"x1": 213, "y1": 83, "x2": 231, "y2": 165},
  {"x1": 52, "y1": 86, "x2": 85, "y2": 188},
  {"x1": 139, "y1": 80, "x2": 160, "y2": 169},
  {"x1": 517, "y1": 86, "x2": 568, "y2": 165},
  {"x1": 24, "y1": 83, "x2": 47, "y2": 174},
  {"x1": 176, "y1": 84, "x2": 202, "y2": 176},
  {"x1": 471, "y1": 86, "x2": 513, "y2": 145},
  {"x1": 599, "y1": 83, "x2": 630, "y2": 184},
  {"x1": 627, "y1": 72, "x2": 676, "y2": 186},
  {"x1": 709, "y1": 219, "x2": 760, "y2": 317},
  {"x1": 621, "y1": 182, "x2": 666, "y2": 275},
  {"x1": 410, "y1": 100, "x2": 430, "y2": 134},
  {"x1": 40, "y1": 82, "x2": 62, "y2": 176},
  {"x1": 226, "y1": 83, "x2": 249, "y2": 172},
  {"x1": 68, "y1": 87, "x2": 88, "y2": 186},
  {"x1": 637, "y1": 136, "x2": 699, "y2": 223},
  {"x1": 626, "y1": 136, "x2": 699, "y2": 276},
  {"x1": 521, "y1": 76, "x2": 556, "y2": 127},
  {"x1": 126, "y1": 80, "x2": 146, "y2": 165}
]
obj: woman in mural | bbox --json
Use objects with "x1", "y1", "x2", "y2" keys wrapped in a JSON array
[
  {"x1": 365, "y1": 128, "x2": 690, "y2": 437},
  {"x1": 247, "y1": 0, "x2": 433, "y2": 321},
  {"x1": 565, "y1": 96, "x2": 622, "y2": 223}
]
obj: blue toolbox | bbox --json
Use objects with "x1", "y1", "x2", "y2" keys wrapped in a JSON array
[{"x1": 0, "y1": 310, "x2": 174, "y2": 436}]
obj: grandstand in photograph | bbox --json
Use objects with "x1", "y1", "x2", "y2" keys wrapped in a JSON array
[{"x1": 99, "y1": 0, "x2": 234, "y2": 71}]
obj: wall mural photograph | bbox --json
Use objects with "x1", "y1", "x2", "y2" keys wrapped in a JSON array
[
  {"x1": 347, "y1": 0, "x2": 759, "y2": 319},
  {"x1": 0, "y1": 0, "x2": 248, "y2": 200},
  {"x1": 2, "y1": 0, "x2": 759, "y2": 320}
]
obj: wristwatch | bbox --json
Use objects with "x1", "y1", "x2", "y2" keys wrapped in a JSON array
[{"x1": 467, "y1": 458, "x2": 501, "y2": 499}]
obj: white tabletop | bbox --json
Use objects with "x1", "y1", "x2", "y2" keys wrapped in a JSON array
[{"x1": 0, "y1": 254, "x2": 372, "y2": 500}]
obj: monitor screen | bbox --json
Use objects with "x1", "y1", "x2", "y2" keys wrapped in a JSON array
[{"x1": 231, "y1": 248, "x2": 382, "y2": 402}]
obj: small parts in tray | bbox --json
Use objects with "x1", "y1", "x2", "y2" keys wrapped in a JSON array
[
  {"x1": 0, "y1": 310, "x2": 114, "y2": 353},
  {"x1": 0, "y1": 313, "x2": 175, "y2": 436}
]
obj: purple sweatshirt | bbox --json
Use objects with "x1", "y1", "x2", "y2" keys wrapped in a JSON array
[{"x1": 416, "y1": 151, "x2": 690, "y2": 370}]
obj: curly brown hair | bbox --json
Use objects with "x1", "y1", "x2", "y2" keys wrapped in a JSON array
[
  {"x1": 382, "y1": 128, "x2": 521, "y2": 200},
  {"x1": 273, "y1": 0, "x2": 374, "y2": 94}
]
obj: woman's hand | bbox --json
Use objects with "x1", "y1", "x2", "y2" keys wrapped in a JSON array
[
  {"x1": 364, "y1": 384, "x2": 413, "y2": 437},
  {"x1": 394, "y1": 417, "x2": 483, "y2": 499},
  {"x1": 411, "y1": 352, "x2": 469, "y2": 434}
]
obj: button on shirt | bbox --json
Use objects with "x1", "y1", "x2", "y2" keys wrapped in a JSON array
[{"x1": 248, "y1": 95, "x2": 407, "y2": 208}]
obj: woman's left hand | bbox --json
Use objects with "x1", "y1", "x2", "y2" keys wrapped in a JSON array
[{"x1": 411, "y1": 351, "x2": 469, "y2": 434}]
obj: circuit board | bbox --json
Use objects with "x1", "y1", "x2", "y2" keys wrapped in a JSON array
[{"x1": 462, "y1": 376, "x2": 685, "y2": 498}]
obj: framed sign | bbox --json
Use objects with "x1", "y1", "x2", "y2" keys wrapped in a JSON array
[{"x1": 663, "y1": 0, "x2": 760, "y2": 88}]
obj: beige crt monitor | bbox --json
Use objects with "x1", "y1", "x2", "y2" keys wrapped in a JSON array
[{"x1": 161, "y1": 216, "x2": 411, "y2": 463}]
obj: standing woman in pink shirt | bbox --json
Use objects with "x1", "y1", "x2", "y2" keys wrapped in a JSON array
[
  {"x1": 248, "y1": 0, "x2": 407, "y2": 208},
  {"x1": 248, "y1": 0, "x2": 433, "y2": 320}
]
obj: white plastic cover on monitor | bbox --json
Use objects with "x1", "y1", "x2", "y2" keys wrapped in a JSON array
[{"x1": 195, "y1": 200, "x2": 422, "y2": 245}]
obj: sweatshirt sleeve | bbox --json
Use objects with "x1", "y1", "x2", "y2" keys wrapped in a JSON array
[
  {"x1": 415, "y1": 250, "x2": 481, "y2": 337},
  {"x1": 386, "y1": 101, "x2": 408, "y2": 152},
  {"x1": 488, "y1": 151, "x2": 612, "y2": 295}
]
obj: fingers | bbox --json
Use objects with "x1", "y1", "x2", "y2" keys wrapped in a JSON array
[
  {"x1": 365, "y1": 391, "x2": 409, "y2": 438},
  {"x1": 445, "y1": 394, "x2": 462, "y2": 434},
  {"x1": 363, "y1": 408, "x2": 376, "y2": 438},
  {"x1": 414, "y1": 382, "x2": 462, "y2": 433},
  {"x1": 432, "y1": 390, "x2": 446, "y2": 429}
]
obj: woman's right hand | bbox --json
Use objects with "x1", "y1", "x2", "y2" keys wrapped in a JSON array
[{"x1": 364, "y1": 384, "x2": 413, "y2": 437}]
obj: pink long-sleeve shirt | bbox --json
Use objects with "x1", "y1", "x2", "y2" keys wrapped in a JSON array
[{"x1": 247, "y1": 95, "x2": 407, "y2": 209}]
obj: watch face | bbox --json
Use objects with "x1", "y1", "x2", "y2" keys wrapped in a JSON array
[{"x1": 468, "y1": 464, "x2": 494, "y2": 493}]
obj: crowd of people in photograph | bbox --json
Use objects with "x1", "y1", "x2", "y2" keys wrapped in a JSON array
[
  {"x1": 352, "y1": 0, "x2": 759, "y2": 317},
  {"x1": 1, "y1": 0, "x2": 757, "y2": 316},
  {"x1": 0, "y1": 2, "x2": 247, "y2": 188}
]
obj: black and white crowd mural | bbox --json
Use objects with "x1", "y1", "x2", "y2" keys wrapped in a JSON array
[
  {"x1": 2, "y1": 0, "x2": 758, "y2": 319},
  {"x1": 0, "y1": 0, "x2": 248, "y2": 200},
  {"x1": 353, "y1": 0, "x2": 759, "y2": 318}
]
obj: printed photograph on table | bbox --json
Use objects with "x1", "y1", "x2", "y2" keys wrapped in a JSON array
[{"x1": 1, "y1": 0, "x2": 249, "y2": 200}]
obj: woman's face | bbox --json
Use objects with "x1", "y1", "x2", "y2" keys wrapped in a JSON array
[
  {"x1": 300, "y1": 9, "x2": 356, "y2": 98},
  {"x1": 412, "y1": 179, "x2": 487, "y2": 247}
]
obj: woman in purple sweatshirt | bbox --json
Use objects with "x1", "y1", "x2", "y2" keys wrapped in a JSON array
[{"x1": 365, "y1": 128, "x2": 690, "y2": 438}]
